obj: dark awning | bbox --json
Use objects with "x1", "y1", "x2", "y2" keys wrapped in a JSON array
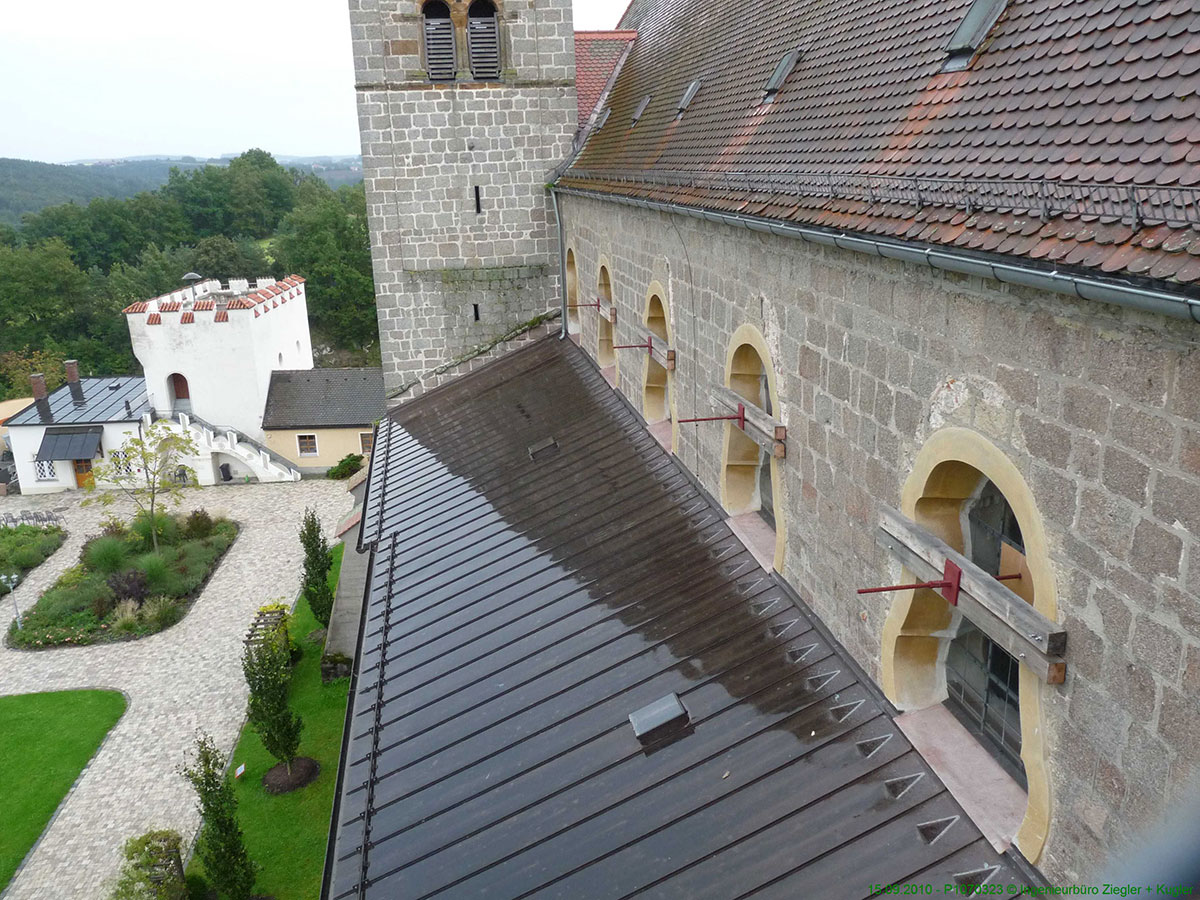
[{"x1": 36, "y1": 426, "x2": 103, "y2": 461}]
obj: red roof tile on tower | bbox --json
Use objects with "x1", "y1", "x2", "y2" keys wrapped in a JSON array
[
  {"x1": 215, "y1": 310, "x2": 229, "y2": 323},
  {"x1": 574, "y1": 31, "x2": 637, "y2": 127},
  {"x1": 122, "y1": 301, "x2": 149, "y2": 314},
  {"x1": 159, "y1": 300, "x2": 181, "y2": 312},
  {"x1": 181, "y1": 312, "x2": 195, "y2": 324},
  {"x1": 194, "y1": 299, "x2": 215, "y2": 311},
  {"x1": 147, "y1": 313, "x2": 162, "y2": 325}
]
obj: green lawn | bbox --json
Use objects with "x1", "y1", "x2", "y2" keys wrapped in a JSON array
[
  {"x1": 0, "y1": 690, "x2": 126, "y2": 891},
  {"x1": 188, "y1": 542, "x2": 350, "y2": 900}
]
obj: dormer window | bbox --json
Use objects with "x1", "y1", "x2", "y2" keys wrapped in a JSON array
[
  {"x1": 423, "y1": 1, "x2": 456, "y2": 83},
  {"x1": 632, "y1": 95, "x2": 652, "y2": 127},
  {"x1": 677, "y1": 79, "x2": 702, "y2": 118},
  {"x1": 468, "y1": 0, "x2": 501, "y2": 81},
  {"x1": 762, "y1": 48, "x2": 802, "y2": 104},
  {"x1": 943, "y1": 0, "x2": 1009, "y2": 71}
]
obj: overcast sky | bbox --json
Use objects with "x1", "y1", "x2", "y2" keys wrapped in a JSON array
[{"x1": 0, "y1": 0, "x2": 631, "y2": 164}]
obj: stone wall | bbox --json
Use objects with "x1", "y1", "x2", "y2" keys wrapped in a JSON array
[
  {"x1": 350, "y1": 0, "x2": 577, "y2": 395},
  {"x1": 559, "y1": 189, "x2": 1200, "y2": 884}
]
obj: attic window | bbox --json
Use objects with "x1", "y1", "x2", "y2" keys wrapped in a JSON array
[
  {"x1": 762, "y1": 48, "x2": 802, "y2": 103},
  {"x1": 943, "y1": 0, "x2": 1009, "y2": 71},
  {"x1": 676, "y1": 79, "x2": 702, "y2": 117},
  {"x1": 595, "y1": 106, "x2": 612, "y2": 129},
  {"x1": 632, "y1": 95, "x2": 652, "y2": 126}
]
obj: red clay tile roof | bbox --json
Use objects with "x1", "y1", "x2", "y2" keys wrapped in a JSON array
[
  {"x1": 563, "y1": 0, "x2": 1200, "y2": 289},
  {"x1": 575, "y1": 31, "x2": 638, "y2": 127},
  {"x1": 215, "y1": 310, "x2": 229, "y2": 323},
  {"x1": 146, "y1": 313, "x2": 162, "y2": 325},
  {"x1": 121, "y1": 301, "x2": 149, "y2": 314},
  {"x1": 158, "y1": 300, "x2": 181, "y2": 312}
]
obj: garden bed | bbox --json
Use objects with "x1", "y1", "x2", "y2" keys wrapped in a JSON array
[
  {"x1": 6, "y1": 510, "x2": 238, "y2": 650},
  {"x1": 0, "y1": 524, "x2": 66, "y2": 593}
]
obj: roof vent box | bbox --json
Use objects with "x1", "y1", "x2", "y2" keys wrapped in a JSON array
[{"x1": 629, "y1": 693, "x2": 691, "y2": 746}]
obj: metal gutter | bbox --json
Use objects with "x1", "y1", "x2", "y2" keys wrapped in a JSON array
[
  {"x1": 553, "y1": 185, "x2": 1200, "y2": 324},
  {"x1": 551, "y1": 188, "x2": 569, "y2": 339}
]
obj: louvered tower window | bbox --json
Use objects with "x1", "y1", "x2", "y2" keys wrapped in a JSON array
[
  {"x1": 423, "y1": 1, "x2": 456, "y2": 83},
  {"x1": 468, "y1": 0, "x2": 501, "y2": 81}
]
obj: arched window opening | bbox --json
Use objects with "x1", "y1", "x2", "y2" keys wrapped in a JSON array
[
  {"x1": 724, "y1": 344, "x2": 773, "y2": 530},
  {"x1": 565, "y1": 249, "x2": 580, "y2": 335},
  {"x1": 642, "y1": 294, "x2": 669, "y2": 424},
  {"x1": 946, "y1": 478, "x2": 1027, "y2": 786},
  {"x1": 597, "y1": 266, "x2": 615, "y2": 369},
  {"x1": 467, "y1": 0, "x2": 501, "y2": 81},
  {"x1": 423, "y1": 1, "x2": 456, "y2": 83}
]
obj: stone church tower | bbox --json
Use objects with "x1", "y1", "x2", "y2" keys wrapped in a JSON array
[{"x1": 350, "y1": 0, "x2": 578, "y2": 395}]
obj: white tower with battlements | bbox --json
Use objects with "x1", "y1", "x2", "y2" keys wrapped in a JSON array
[{"x1": 123, "y1": 276, "x2": 314, "y2": 441}]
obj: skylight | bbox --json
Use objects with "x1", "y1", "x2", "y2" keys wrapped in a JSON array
[
  {"x1": 632, "y1": 94, "x2": 652, "y2": 126},
  {"x1": 763, "y1": 48, "x2": 803, "y2": 103},
  {"x1": 943, "y1": 0, "x2": 1009, "y2": 71},
  {"x1": 677, "y1": 79, "x2": 702, "y2": 117}
]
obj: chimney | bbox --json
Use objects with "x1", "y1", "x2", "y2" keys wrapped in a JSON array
[
  {"x1": 65, "y1": 360, "x2": 79, "y2": 383},
  {"x1": 30, "y1": 373, "x2": 47, "y2": 401}
]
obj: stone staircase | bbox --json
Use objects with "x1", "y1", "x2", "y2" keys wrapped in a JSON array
[{"x1": 172, "y1": 412, "x2": 301, "y2": 483}]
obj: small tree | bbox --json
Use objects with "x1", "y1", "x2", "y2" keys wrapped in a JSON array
[
  {"x1": 299, "y1": 507, "x2": 334, "y2": 627},
  {"x1": 242, "y1": 620, "x2": 303, "y2": 775},
  {"x1": 107, "y1": 830, "x2": 186, "y2": 900},
  {"x1": 180, "y1": 732, "x2": 255, "y2": 900},
  {"x1": 86, "y1": 421, "x2": 199, "y2": 553}
]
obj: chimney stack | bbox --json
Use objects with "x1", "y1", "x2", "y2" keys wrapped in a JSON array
[
  {"x1": 30, "y1": 373, "x2": 47, "y2": 401},
  {"x1": 65, "y1": 360, "x2": 79, "y2": 384}
]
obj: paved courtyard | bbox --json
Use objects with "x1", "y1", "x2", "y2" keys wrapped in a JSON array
[{"x1": 0, "y1": 480, "x2": 351, "y2": 900}]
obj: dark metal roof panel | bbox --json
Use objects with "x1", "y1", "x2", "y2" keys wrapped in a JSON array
[
  {"x1": 5, "y1": 377, "x2": 150, "y2": 427},
  {"x1": 331, "y1": 338, "x2": 1033, "y2": 898},
  {"x1": 261, "y1": 369, "x2": 385, "y2": 430},
  {"x1": 35, "y1": 426, "x2": 103, "y2": 461}
]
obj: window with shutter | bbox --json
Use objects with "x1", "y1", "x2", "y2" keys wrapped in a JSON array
[
  {"x1": 423, "y1": 1, "x2": 456, "y2": 82},
  {"x1": 467, "y1": 0, "x2": 501, "y2": 81}
]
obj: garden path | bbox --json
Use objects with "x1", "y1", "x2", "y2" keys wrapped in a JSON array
[{"x1": 0, "y1": 480, "x2": 351, "y2": 900}]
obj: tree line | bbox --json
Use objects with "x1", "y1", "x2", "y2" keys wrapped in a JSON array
[{"x1": 0, "y1": 149, "x2": 377, "y2": 401}]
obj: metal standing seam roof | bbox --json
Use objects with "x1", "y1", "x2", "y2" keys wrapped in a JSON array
[
  {"x1": 326, "y1": 338, "x2": 1035, "y2": 899},
  {"x1": 4, "y1": 377, "x2": 150, "y2": 428},
  {"x1": 261, "y1": 369, "x2": 385, "y2": 430},
  {"x1": 562, "y1": 0, "x2": 1200, "y2": 289}
]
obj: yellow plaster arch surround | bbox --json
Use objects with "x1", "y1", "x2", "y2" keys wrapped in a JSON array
[
  {"x1": 642, "y1": 280, "x2": 677, "y2": 452},
  {"x1": 880, "y1": 427, "x2": 1055, "y2": 863},
  {"x1": 720, "y1": 323, "x2": 787, "y2": 572},
  {"x1": 596, "y1": 256, "x2": 617, "y2": 374}
]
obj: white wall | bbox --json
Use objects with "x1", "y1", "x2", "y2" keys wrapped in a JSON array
[
  {"x1": 8, "y1": 421, "x2": 140, "y2": 495},
  {"x1": 127, "y1": 283, "x2": 314, "y2": 442}
]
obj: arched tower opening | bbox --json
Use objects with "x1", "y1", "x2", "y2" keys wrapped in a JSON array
[
  {"x1": 565, "y1": 248, "x2": 580, "y2": 335},
  {"x1": 597, "y1": 265, "x2": 615, "y2": 369}
]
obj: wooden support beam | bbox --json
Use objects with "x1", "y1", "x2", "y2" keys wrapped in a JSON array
[
  {"x1": 874, "y1": 505, "x2": 1067, "y2": 684},
  {"x1": 629, "y1": 322, "x2": 677, "y2": 371},
  {"x1": 708, "y1": 386, "x2": 786, "y2": 458}
]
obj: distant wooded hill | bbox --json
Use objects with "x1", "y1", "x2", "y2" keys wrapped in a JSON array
[{"x1": 0, "y1": 156, "x2": 363, "y2": 225}]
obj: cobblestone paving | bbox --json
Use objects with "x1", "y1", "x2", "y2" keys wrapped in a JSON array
[{"x1": 0, "y1": 481, "x2": 351, "y2": 900}]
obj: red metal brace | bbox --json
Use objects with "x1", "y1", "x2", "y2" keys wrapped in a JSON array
[
  {"x1": 613, "y1": 335, "x2": 655, "y2": 354},
  {"x1": 858, "y1": 559, "x2": 964, "y2": 605},
  {"x1": 568, "y1": 297, "x2": 603, "y2": 310},
  {"x1": 858, "y1": 565, "x2": 1020, "y2": 606},
  {"x1": 678, "y1": 402, "x2": 746, "y2": 430}
]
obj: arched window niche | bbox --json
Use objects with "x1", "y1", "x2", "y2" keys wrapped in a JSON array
[
  {"x1": 422, "y1": 1, "x2": 456, "y2": 83},
  {"x1": 880, "y1": 427, "x2": 1055, "y2": 864},
  {"x1": 467, "y1": 0, "x2": 502, "y2": 81},
  {"x1": 596, "y1": 264, "x2": 617, "y2": 382},
  {"x1": 719, "y1": 324, "x2": 786, "y2": 572},
  {"x1": 565, "y1": 248, "x2": 580, "y2": 336},
  {"x1": 641, "y1": 284, "x2": 674, "y2": 451}
]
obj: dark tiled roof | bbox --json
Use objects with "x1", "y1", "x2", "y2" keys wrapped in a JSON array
[
  {"x1": 574, "y1": 31, "x2": 637, "y2": 127},
  {"x1": 261, "y1": 368, "x2": 384, "y2": 430},
  {"x1": 5, "y1": 377, "x2": 150, "y2": 428},
  {"x1": 328, "y1": 338, "x2": 1033, "y2": 899},
  {"x1": 563, "y1": 0, "x2": 1200, "y2": 288}
]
